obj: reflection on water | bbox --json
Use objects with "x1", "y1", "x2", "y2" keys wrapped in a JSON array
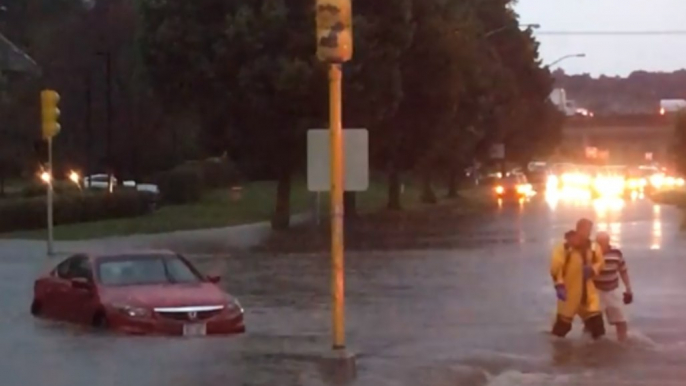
[
  {"x1": 593, "y1": 196, "x2": 625, "y2": 213},
  {"x1": 545, "y1": 188, "x2": 592, "y2": 210},
  {"x1": 596, "y1": 221, "x2": 622, "y2": 248},
  {"x1": 652, "y1": 205, "x2": 662, "y2": 250}
]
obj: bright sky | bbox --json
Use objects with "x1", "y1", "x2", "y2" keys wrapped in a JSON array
[{"x1": 515, "y1": 0, "x2": 686, "y2": 76}]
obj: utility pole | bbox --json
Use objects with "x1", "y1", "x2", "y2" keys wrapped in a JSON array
[
  {"x1": 104, "y1": 51, "x2": 113, "y2": 192},
  {"x1": 84, "y1": 72, "x2": 92, "y2": 188}
]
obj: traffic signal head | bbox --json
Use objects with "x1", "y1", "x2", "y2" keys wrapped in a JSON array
[
  {"x1": 41, "y1": 89, "x2": 61, "y2": 139},
  {"x1": 315, "y1": 0, "x2": 353, "y2": 63}
]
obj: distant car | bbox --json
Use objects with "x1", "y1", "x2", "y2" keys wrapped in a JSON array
[
  {"x1": 83, "y1": 174, "x2": 115, "y2": 189},
  {"x1": 31, "y1": 251, "x2": 245, "y2": 336},
  {"x1": 493, "y1": 174, "x2": 534, "y2": 199},
  {"x1": 84, "y1": 174, "x2": 159, "y2": 194}
]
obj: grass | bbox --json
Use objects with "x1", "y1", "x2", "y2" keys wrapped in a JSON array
[{"x1": 6, "y1": 178, "x2": 431, "y2": 241}]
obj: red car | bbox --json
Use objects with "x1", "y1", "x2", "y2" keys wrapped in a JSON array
[{"x1": 31, "y1": 250, "x2": 245, "y2": 336}]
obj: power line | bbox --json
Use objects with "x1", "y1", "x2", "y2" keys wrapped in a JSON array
[{"x1": 537, "y1": 30, "x2": 686, "y2": 36}]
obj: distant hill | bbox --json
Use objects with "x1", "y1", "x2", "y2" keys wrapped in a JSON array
[{"x1": 553, "y1": 69, "x2": 686, "y2": 115}]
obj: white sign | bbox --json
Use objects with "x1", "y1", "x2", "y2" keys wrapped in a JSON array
[
  {"x1": 489, "y1": 143, "x2": 505, "y2": 160},
  {"x1": 307, "y1": 129, "x2": 369, "y2": 192}
]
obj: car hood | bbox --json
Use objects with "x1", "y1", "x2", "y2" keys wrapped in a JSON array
[{"x1": 99, "y1": 283, "x2": 231, "y2": 308}]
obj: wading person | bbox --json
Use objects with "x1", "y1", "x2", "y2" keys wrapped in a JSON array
[
  {"x1": 550, "y1": 219, "x2": 606, "y2": 339},
  {"x1": 594, "y1": 232, "x2": 633, "y2": 342}
]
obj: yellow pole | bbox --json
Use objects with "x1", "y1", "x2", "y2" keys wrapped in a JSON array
[
  {"x1": 47, "y1": 136, "x2": 54, "y2": 256},
  {"x1": 329, "y1": 63, "x2": 345, "y2": 350}
]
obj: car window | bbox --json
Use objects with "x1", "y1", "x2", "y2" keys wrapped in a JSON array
[
  {"x1": 70, "y1": 256, "x2": 93, "y2": 280},
  {"x1": 55, "y1": 255, "x2": 92, "y2": 280},
  {"x1": 56, "y1": 258, "x2": 72, "y2": 279},
  {"x1": 97, "y1": 254, "x2": 202, "y2": 286}
]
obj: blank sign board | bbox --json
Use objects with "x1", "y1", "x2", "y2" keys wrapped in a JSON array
[{"x1": 307, "y1": 129, "x2": 369, "y2": 192}]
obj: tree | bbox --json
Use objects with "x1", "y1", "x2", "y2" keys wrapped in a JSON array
[
  {"x1": 342, "y1": 0, "x2": 414, "y2": 215},
  {"x1": 140, "y1": 0, "x2": 325, "y2": 229},
  {"x1": 381, "y1": 0, "x2": 469, "y2": 206},
  {"x1": 473, "y1": 0, "x2": 560, "y2": 167}
]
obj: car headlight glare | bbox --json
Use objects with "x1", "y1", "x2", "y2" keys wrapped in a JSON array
[{"x1": 112, "y1": 304, "x2": 150, "y2": 318}]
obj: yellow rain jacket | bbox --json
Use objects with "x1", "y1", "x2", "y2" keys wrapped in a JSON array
[{"x1": 550, "y1": 241, "x2": 605, "y2": 321}]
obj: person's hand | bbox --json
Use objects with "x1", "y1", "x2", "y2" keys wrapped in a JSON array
[
  {"x1": 582, "y1": 265, "x2": 595, "y2": 280},
  {"x1": 555, "y1": 284, "x2": 567, "y2": 301},
  {"x1": 623, "y1": 291, "x2": 633, "y2": 305}
]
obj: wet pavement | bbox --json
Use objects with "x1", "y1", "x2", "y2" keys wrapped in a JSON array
[{"x1": 1, "y1": 193, "x2": 686, "y2": 385}]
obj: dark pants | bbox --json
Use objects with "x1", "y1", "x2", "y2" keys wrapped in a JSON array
[{"x1": 552, "y1": 313, "x2": 605, "y2": 340}]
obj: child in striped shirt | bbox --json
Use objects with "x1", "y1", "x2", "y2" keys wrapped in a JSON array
[{"x1": 594, "y1": 232, "x2": 633, "y2": 342}]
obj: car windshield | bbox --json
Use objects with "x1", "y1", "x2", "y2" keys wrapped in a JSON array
[{"x1": 96, "y1": 254, "x2": 203, "y2": 286}]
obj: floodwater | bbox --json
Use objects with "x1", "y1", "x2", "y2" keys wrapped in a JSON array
[{"x1": 1, "y1": 193, "x2": 685, "y2": 386}]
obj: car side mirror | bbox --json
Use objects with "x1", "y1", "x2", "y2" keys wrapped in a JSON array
[
  {"x1": 71, "y1": 277, "x2": 92, "y2": 290},
  {"x1": 207, "y1": 275, "x2": 221, "y2": 284}
]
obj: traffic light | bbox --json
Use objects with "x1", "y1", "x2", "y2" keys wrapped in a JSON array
[
  {"x1": 315, "y1": 0, "x2": 353, "y2": 63},
  {"x1": 41, "y1": 89, "x2": 60, "y2": 140}
]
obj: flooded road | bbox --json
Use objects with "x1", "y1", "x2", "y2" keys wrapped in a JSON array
[{"x1": 1, "y1": 194, "x2": 685, "y2": 385}]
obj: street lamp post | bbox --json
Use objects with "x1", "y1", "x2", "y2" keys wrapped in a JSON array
[
  {"x1": 94, "y1": 50, "x2": 114, "y2": 193},
  {"x1": 548, "y1": 53, "x2": 586, "y2": 68}
]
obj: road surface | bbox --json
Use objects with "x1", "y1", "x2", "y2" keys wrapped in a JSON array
[{"x1": 1, "y1": 193, "x2": 685, "y2": 386}]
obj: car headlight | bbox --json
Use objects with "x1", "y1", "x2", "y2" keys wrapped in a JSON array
[
  {"x1": 226, "y1": 299, "x2": 244, "y2": 318},
  {"x1": 112, "y1": 304, "x2": 151, "y2": 318}
]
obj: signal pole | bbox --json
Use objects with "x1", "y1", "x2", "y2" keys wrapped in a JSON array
[
  {"x1": 47, "y1": 136, "x2": 54, "y2": 255},
  {"x1": 315, "y1": 2, "x2": 356, "y2": 376},
  {"x1": 40, "y1": 89, "x2": 61, "y2": 256}
]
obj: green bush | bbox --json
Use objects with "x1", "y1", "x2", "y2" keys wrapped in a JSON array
[
  {"x1": 154, "y1": 166, "x2": 204, "y2": 204},
  {"x1": 0, "y1": 190, "x2": 156, "y2": 233},
  {"x1": 20, "y1": 181, "x2": 79, "y2": 198},
  {"x1": 184, "y1": 158, "x2": 241, "y2": 189}
]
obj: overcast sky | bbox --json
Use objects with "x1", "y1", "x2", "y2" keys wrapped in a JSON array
[{"x1": 515, "y1": 0, "x2": 686, "y2": 77}]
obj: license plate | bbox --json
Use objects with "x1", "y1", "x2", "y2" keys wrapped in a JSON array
[{"x1": 183, "y1": 323, "x2": 206, "y2": 337}]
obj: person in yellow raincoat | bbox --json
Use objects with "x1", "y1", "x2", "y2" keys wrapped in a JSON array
[{"x1": 550, "y1": 219, "x2": 606, "y2": 339}]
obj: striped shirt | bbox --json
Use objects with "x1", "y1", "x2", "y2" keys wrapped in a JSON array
[{"x1": 593, "y1": 248, "x2": 627, "y2": 291}]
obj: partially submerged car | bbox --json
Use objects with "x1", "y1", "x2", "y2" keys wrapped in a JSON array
[{"x1": 31, "y1": 251, "x2": 244, "y2": 336}]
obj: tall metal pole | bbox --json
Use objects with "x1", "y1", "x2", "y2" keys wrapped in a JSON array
[
  {"x1": 47, "y1": 137, "x2": 54, "y2": 256},
  {"x1": 329, "y1": 63, "x2": 345, "y2": 350},
  {"x1": 105, "y1": 51, "x2": 113, "y2": 192},
  {"x1": 85, "y1": 72, "x2": 92, "y2": 188}
]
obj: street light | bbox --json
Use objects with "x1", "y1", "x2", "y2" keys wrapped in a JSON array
[
  {"x1": 548, "y1": 53, "x2": 586, "y2": 67},
  {"x1": 39, "y1": 170, "x2": 51, "y2": 184},
  {"x1": 484, "y1": 23, "x2": 541, "y2": 39},
  {"x1": 68, "y1": 170, "x2": 82, "y2": 190}
]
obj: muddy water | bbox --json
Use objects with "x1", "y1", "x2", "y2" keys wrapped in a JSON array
[{"x1": 1, "y1": 196, "x2": 684, "y2": 386}]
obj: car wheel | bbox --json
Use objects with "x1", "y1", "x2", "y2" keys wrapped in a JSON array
[
  {"x1": 30, "y1": 300, "x2": 42, "y2": 316},
  {"x1": 92, "y1": 312, "x2": 109, "y2": 329}
]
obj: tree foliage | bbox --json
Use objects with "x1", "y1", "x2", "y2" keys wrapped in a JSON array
[{"x1": 1, "y1": 0, "x2": 562, "y2": 227}]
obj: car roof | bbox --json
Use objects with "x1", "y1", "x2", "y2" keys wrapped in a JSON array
[{"x1": 82, "y1": 250, "x2": 179, "y2": 261}]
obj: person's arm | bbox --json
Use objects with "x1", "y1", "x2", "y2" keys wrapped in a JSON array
[
  {"x1": 590, "y1": 243, "x2": 605, "y2": 277},
  {"x1": 550, "y1": 244, "x2": 565, "y2": 285},
  {"x1": 619, "y1": 255, "x2": 632, "y2": 293}
]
